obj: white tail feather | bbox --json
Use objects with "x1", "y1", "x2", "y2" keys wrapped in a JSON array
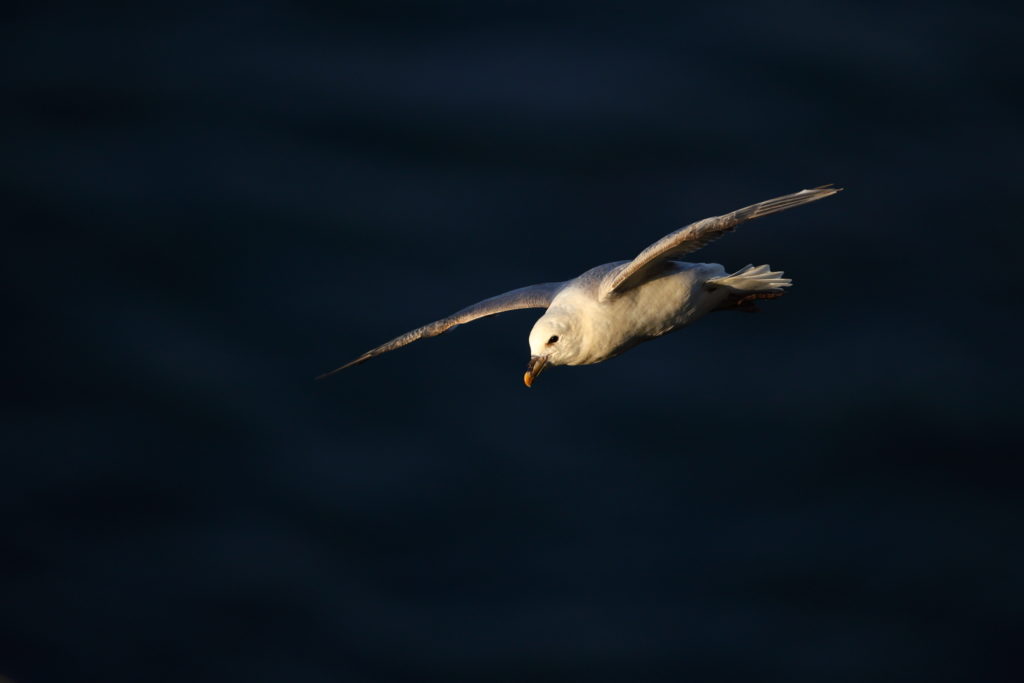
[{"x1": 706, "y1": 264, "x2": 792, "y2": 292}]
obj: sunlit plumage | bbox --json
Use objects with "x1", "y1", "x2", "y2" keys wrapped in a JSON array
[{"x1": 320, "y1": 185, "x2": 841, "y2": 386}]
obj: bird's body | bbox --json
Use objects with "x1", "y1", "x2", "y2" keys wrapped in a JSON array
[
  {"x1": 537, "y1": 261, "x2": 726, "y2": 365},
  {"x1": 320, "y1": 185, "x2": 841, "y2": 386}
]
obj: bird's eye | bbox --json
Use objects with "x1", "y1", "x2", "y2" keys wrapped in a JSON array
[{"x1": 547, "y1": 335, "x2": 559, "y2": 344}]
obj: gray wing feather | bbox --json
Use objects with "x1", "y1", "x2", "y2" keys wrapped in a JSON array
[
  {"x1": 600, "y1": 185, "x2": 841, "y2": 299},
  {"x1": 317, "y1": 281, "x2": 564, "y2": 378}
]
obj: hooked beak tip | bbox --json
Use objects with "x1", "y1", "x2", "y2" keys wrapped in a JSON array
[{"x1": 523, "y1": 355, "x2": 548, "y2": 388}]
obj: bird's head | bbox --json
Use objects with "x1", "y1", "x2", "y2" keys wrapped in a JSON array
[{"x1": 524, "y1": 310, "x2": 581, "y2": 387}]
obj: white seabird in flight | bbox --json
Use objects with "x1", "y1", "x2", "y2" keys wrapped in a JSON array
[{"x1": 320, "y1": 185, "x2": 841, "y2": 387}]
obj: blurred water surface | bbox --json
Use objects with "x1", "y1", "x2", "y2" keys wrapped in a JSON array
[{"x1": 3, "y1": 2, "x2": 1022, "y2": 682}]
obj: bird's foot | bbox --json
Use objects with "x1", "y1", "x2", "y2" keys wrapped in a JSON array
[
  {"x1": 735, "y1": 291, "x2": 784, "y2": 307},
  {"x1": 714, "y1": 290, "x2": 784, "y2": 313}
]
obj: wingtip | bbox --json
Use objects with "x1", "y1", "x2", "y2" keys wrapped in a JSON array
[{"x1": 314, "y1": 358, "x2": 361, "y2": 381}]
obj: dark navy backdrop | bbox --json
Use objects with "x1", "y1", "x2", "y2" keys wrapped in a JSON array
[{"x1": 4, "y1": 2, "x2": 1022, "y2": 682}]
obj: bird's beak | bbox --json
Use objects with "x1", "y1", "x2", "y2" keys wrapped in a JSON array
[{"x1": 523, "y1": 355, "x2": 549, "y2": 388}]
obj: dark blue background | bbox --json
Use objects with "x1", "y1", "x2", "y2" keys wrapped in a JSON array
[{"x1": 4, "y1": 2, "x2": 1022, "y2": 682}]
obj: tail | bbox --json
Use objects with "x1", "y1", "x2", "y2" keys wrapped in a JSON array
[{"x1": 705, "y1": 264, "x2": 791, "y2": 293}]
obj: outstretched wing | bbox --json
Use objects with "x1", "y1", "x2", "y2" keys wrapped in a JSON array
[
  {"x1": 317, "y1": 281, "x2": 564, "y2": 378},
  {"x1": 600, "y1": 185, "x2": 841, "y2": 300}
]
